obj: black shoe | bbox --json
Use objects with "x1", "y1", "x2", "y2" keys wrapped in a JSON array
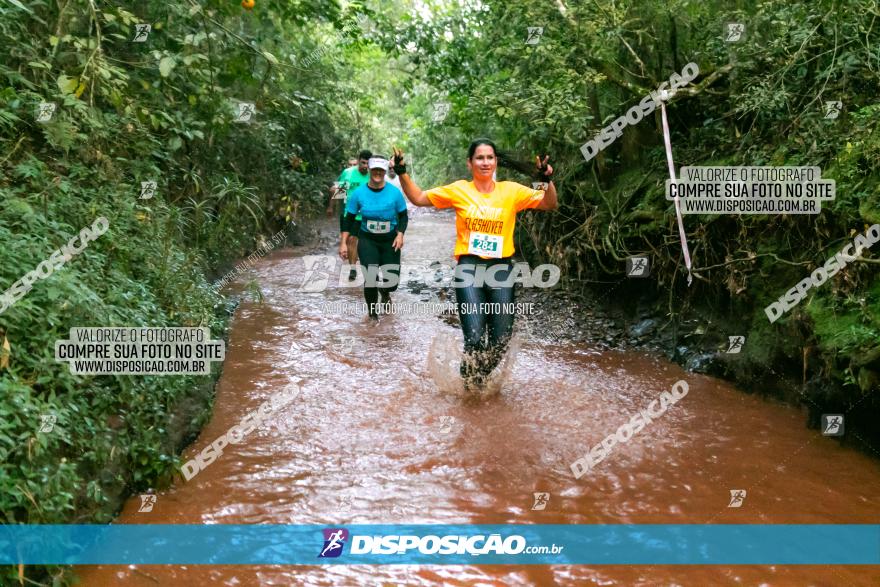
[{"x1": 348, "y1": 269, "x2": 357, "y2": 281}]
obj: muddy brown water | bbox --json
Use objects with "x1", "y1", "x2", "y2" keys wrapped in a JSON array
[{"x1": 78, "y1": 209, "x2": 880, "y2": 586}]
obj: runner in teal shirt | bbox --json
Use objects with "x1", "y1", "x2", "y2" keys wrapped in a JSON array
[{"x1": 326, "y1": 150, "x2": 371, "y2": 277}]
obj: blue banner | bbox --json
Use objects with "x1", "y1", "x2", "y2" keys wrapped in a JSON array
[{"x1": 1, "y1": 524, "x2": 878, "y2": 565}]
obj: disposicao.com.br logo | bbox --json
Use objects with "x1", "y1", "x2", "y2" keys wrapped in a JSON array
[
  {"x1": 317, "y1": 527, "x2": 563, "y2": 558},
  {"x1": 318, "y1": 528, "x2": 349, "y2": 558}
]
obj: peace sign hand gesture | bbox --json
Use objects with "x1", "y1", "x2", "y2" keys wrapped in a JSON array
[
  {"x1": 535, "y1": 155, "x2": 553, "y2": 180},
  {"x1": 391, "y1": 146, "x2": 407, "y2": 175}
]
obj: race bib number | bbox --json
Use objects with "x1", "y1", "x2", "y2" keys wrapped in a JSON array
[
  {"x1": 468, "y1": 232, "x2": 503, "y2": 258},
  {"x1": 332, "y1": 182, "x2": 347, "y2": 200},
  {"x1": 365, "y1": 220, "x2": 391, "y2": 234}
]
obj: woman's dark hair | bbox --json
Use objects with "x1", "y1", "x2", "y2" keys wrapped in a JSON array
[
  {"x1": 467, "y1": 138, "x2": 497, "y2": 160},
  {"x1": 467, "y1": 138, "x2": 541, "y2": 177}
]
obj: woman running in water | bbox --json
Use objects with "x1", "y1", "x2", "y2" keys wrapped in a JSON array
[
  {"x1": 339, "y1": 157, "x2": 408, "y2": 320},
  {"x1": 392, "y1": 139, "x2": 557, "y2": 387}
]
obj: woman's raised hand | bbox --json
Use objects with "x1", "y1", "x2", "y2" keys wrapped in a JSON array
[
  {"x1": 392, "y1": 146, "x2": 407, "y2": 173},
  {"x1": 535, "y1": 155, "x2": 553, "y2": 179}
]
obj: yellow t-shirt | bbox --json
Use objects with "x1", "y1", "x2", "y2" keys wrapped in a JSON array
[{"x1": 424, "y1": 180, "x2": 546, "y2": 259}]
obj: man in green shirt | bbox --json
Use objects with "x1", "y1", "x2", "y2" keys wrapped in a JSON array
[{"x1": 327, "y1": 150, "x2": 371, "y2": 279}]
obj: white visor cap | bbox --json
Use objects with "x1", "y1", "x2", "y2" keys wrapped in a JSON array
[{"x1": 368, "y1": 157, "x2": 389, "y2": 171}]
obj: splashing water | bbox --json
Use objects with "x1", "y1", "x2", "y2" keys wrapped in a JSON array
[{"x1": 427, "y1": 330, "x2": 520, "y2": 401}]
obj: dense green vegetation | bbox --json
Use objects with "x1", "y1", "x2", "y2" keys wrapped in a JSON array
[
  {"x1": 385, "y1": 0, "x2": 879, "y2": 419},
  {"x1": 0, "y1": 1, "x2": 403, "y2": 583},
  {"x1": 1, "y1": 0, "x2": 879, "y2": 583}
]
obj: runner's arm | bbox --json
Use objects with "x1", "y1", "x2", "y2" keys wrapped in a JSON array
[
  {"x1": 534, "y1": 158, "x2": 557, "y2": 211},
  {"x1": 392, "y1": 146, "x2": 433, "y2": 207},
  {"x1": 339, "y1": 212, "x2": 357, "y2": 260},
  {"x1": 535, "y1": 180, "x2": 558, "y2": 211},
  {"x1": 342, "y1": 212, "x2": 358, "y2": 233},
  {"x1": 338, "y1": 229, "x2": 349, "y2": 260},
  {"x1": 392, "y1": 211, "x2": 407, "y2": 251},
  {"x1": 398, "y1": 172, "x2": 432, "y2": 207},
  {"x1": 327, "y1": 184, "x2": 342, "y2": 213},
  {"x1": 396, "y1": 210, "x2": 408, "y2": 233},
  {"x1": 328, "y1": 169, "x2": 349, "y2": 210}
]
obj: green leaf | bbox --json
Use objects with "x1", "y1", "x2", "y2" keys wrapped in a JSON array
[
  {"x1": 262, "y1": 51, "x2": 279, "y2": 65},
  {"x1": 158, "y1": 56, "x2": 175, "y2": 78},
  {"x1": 5, "y1": 0, "x2": 32, "y2": 13},
  {"x1": 56, "y1": 74, "x2": 79, "y2": 95}
]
